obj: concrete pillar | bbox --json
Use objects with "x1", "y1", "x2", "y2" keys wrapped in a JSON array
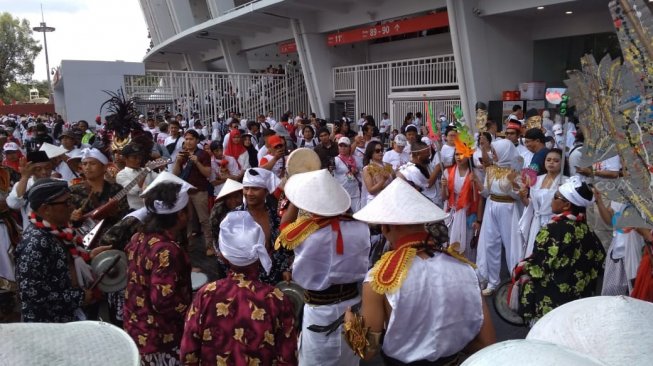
[
  {"x1": 447, "y1": 0, "x2": 533, "y2": 128},
  {"x1": 148, "y1": 0, "x2": 176, "y2": 41},
  {"x1": 166, "y1": 0, "x2": 195, "y2": 33},
  {"x1": 183, "y1": 53, "x2": 208, "y2": 71},
  {"x1": 218, "y1": 39, "x2": 250, "y2": 73},
  {"x1": 290, "y1": 18, "x2": 331, "y2": 119},
  {"x1": 207, "y1": 0, "x2": 236, "y2": 17}
]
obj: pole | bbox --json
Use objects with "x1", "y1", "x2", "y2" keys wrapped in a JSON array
[{"x1": 33, "y1": 7, "x2": 55, "y2": 102}]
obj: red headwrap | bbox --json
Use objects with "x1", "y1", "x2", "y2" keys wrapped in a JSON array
[{"x1": 225, "y1": 130, "x2": 247, "y2": 159}]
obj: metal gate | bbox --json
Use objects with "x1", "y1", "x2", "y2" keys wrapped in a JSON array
[{"x1": 390, "y1": 98, "x2": 460, "y2": 131}]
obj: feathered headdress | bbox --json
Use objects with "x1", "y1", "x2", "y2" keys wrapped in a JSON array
[
  {"x1": 452, "y1": 106, "x2": 475, "y2": 158},
  {"x1": 99, "y1": 88, "x2": 143, "y2": 151}
]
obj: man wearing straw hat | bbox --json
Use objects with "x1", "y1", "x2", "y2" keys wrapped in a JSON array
[
  {"x1": 180, "y1": 211, "x2": 298, "y2": 365},
  {"x1": 275, "y1": 169, "x2": 370, "y2": 366},
  {"x1": 344, "y1": 178, "x2": 496, "y2": 365}
]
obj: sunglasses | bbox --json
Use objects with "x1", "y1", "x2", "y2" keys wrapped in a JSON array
[
  {"x1": 374, "y1": 148, "x2": 383, "y2": 153},
  {"x1": 273, "y1": 144, "x2": 284, "y2": 149}
]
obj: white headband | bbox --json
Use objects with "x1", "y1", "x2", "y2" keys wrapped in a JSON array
[
  {"x1": 558, "y1": 176, "x2": 594, "y2": 208},
  {"x1": 243, "y1": 168, "x2": 280, "y2": 193},
  {"x1": 81, "y1": 148, "x2": 109, "y2": 165},
  {"x1": 219, "y1": 211, "x2": 272, "y2": 273},
  {"x1": 149, "y1": 182, "x2": 194, "y2": 215}
]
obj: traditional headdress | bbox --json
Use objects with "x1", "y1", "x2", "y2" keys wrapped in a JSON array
[
  {"x1": 100, "y1": 88, "x2": 143, "y2": 152},
  {"x1": 219, "y1": 211, "x2": 272, "y2": 273}
]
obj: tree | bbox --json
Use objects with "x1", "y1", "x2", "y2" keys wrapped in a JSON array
[
  {"x1": 0, "y1": 13, "x2": 42, "y2": 99},
  {"x1": 3, "y1": 80, "x2": 49, "y2": 103}
]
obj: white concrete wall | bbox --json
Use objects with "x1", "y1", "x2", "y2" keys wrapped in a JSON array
[
  {"x1": 367, "y1": 33, "x2": 453, "y2": 63},
  {"x1": 56, "y1": 61, "x2": 145, "y2": 126}
]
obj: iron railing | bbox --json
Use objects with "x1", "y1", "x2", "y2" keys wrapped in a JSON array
[{"x1": 124, "y1": 69, "x2": 310, "y2": 126}]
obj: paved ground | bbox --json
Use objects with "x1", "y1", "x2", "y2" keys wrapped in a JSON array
[{"x1": 189, "y1": 238, "x2": 527, "y2": 365}]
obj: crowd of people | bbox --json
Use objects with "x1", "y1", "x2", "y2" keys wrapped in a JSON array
[{"x1": 0, "y1": 102, "x2": 652, "y2": 365}]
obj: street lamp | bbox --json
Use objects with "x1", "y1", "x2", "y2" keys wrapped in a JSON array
[{"x1": 33, "y1": 21, "x2": 55, "y2": 101}]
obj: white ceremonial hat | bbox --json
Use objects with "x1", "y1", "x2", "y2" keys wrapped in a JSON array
[
  {"x1": 216, "y1": 179, "x2": 243, "y2": 200},
  {"x1": 285, "y1": 169, "x2": 351, "y2": 216},
  {"x1": 0, "y1": 321, "x2": 140, "y2": 366},
  {"x1": 65, "y1": 148, "x2": 84, "y2": 160},
  {"x1": 461, "y1": 339, "x2": 607, "y2": 366},
  {"x1": 527, "y1": 296, "x2": 653, "y2": 366},
  {"x1": 140, "y1": 171, "x2": 195, "y2": 197},
  {"x1": 39, "y1": 142, "x2": 67, "y2": 159},
  {"x1": 353, "y1": 178, "x2": 448, "y2": 224},
  {"x1": 219, "y1": 211, "x2": 272, "y2": 273}
]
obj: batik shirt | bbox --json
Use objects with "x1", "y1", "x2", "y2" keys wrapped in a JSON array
[
  {"x1": 123, "y1": 232, "x2": 192, "y2": 356},
  {"x1": 519, "y1": 214, "x2": 605, "y2": 322},
  {"x1": 180, "y1": 268, "x2": 297, "y2": 366},
  {"x1": 15, "y1": 224, "x2": 85, "y2": 322}
]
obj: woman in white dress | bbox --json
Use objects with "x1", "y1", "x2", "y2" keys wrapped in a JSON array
[
  {"x1": 519, "y1": 148, "x2": 568, "y2": 259},
  {"x1": 442, "y1": 151, "x2": 482, "y2": 261},
  {"x1": 439, "y1": 126, "x2": 457, "y2": 169},
  {"x1": 334, "y1": 137, "x2": 362, "y2": 212},
  {"x1": 362, "y1": 141, "x2": 394, "y2": 206}
]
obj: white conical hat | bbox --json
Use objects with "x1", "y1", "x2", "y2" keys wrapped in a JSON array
[
  {"x1": 527, "y1": 296, "x2": 653, "y2": 366},
  {"x1": 353, "y1": 178, "x2": 448, "y2": 224},
  {"x1": 461, "y1": 339, "x2": 607, "y2": 366},
  {"x1": 0, "y1": 321, "x2": 139, "y2": 365},
  {"x1": 39, "y1": 142, "x2": 67, "y2": 159},
  {"x1": 216, "y1": 179, "x2": 243, "y2": 200},
  {"x1": 140, "y1": 171, "x2": 195, "y2": 197},
  {"x1": 284, "y1": 169, "x2": 351, "y2": 216}
]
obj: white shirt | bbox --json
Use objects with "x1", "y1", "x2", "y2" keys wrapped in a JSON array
[
  {"x1": 7, "y1": 178, "x2": 35, "y2": 229},
  {"x1": 380, "y1": 118, "x2": 392, "y2": 133},
  {"x1": 369, "y1": 253, "x2": 482, "y2": 363},
  {"x1": 293, "y1": 221, "x2": 370, "y2": 291},
  {"x1": 568, "y1": 145, "x2": 583, "y2": 177},
  {"x1": 55, "y1": 160, "x2": 78, "y2": 181},
  {"x1": 334, "y1": 156, "x2": 361, "y2": 201},
  {"x1": 164, "y1": 134, "x2": 184, "y2": 170},
  {"x1": 210, "y1": 155, "x2": 240, "y2": 196},
  {"x1": 383, "y1": 149, "x2": 410, "y2": 170},
  {"x1": 115, "y1": 167, "x2": 158, "y2": 210}
]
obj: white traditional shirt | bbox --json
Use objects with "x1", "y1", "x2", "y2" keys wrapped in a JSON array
[{"x1": 369, "y1": 253, "x2": 482, "y2": 363}]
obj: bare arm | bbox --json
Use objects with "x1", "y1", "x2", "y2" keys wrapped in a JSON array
[{"x1": 463, "y1": 298, "x2": 497, "y2": 353}]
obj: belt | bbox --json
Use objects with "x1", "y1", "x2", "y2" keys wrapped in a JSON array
[
  {"x1": 304, "y1": 282, "x2": 358, "y2": 306},
  {"x1": 381, "y1": 351, "x2": 461, "y2": 366},
  {"x1": 490, "y1": 194, "x2": 515, "y2": 203}
]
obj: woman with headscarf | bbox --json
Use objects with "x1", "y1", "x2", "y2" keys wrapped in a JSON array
[
  {"x1": 476, "y1": 139, "x2": 522, "y2": 296},
  {"x1": 517, "y1": 177, "x2": 605, "y2": 325},
  {"x1": 224, "y1": 129, "x2": 248, "y2": 170},
  {"x1": 123, "y1": 181, "x2": 194, "y2": 365},
  {"x1": 334, "y1": 136, "x2": 361, "y2": 212},
  {"x1": 242, "y1": 132, "x2": 259, "y2": 168}
]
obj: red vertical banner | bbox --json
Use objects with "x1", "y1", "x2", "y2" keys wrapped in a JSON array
[{"x1": 327, "y1": 12, "x2": 449, "y2": 47}]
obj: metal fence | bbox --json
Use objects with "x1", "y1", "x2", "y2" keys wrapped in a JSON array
[
  {"x1": 124, "y1": 69, "x2": 310, "y2": 126},
  {"x1": 391, "y1": 99, "x2": 460, "y2": 132},
  {"x1": 333, "y1": 54, "x2": 459, "y2": 128}
]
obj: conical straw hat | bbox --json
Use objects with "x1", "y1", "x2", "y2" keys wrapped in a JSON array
[
  {"x1": 353, "y1": 178, "x2": 448, "y2": 224},
  {"x1": 461, "y1": 339, "x2": 607, "y2": 366},
  {"x1": 39, "y1": 142, "x2": 67, "y2": 158},
  {"x1": 216, "y1": 179, "x2": 243, "y2": 200},
  {"x1": 527, "y1": 296, "x2": 653, "y2": 366},
  {"x1": 284, "y1": 169, "x2": 351, "y2": 216}
]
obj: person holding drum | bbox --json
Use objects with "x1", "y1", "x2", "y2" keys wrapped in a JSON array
[
  {"x1": 123, "y1": 181, "x2": 193, "y2": 365},
  {"x1": 180, "y1": 211, "x2": 297, "y2": 365}
]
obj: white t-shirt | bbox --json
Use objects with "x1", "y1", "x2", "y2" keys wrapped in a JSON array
[
  {"x1": 380, "y1": 118, "x2": 392, "y2": 133},
  {"x1": 210, "y1": 155, "x2": 240, "y2": 196},
  {"x1": 383, "y1": 149, "x2": 410, "y2": 170}
]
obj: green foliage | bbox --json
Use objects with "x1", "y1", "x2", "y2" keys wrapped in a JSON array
[
  {"x1": 0, "y1": 12, "x2": 42, "y2": 98},
  {"x1": 3, "y1": 80, "x2": 49, "y2": 103}
]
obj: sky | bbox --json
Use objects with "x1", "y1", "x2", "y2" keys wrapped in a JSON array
[{"x1": 1, "y1": 0, "x2": 149, "y2": 82}]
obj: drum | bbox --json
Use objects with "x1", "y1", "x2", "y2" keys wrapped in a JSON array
[
  {"x1": 286, "y1": 148, "x2": 321, "y2": 177},
  {"x1": 191, "y1": 272, "x2": 208, "y2": 292},
  {"x1": 492, "y1": 280, "x2": 526, "y2": 327},
  {"x1": 276, "y1": 281, "x2": 305, "y2": 327}
]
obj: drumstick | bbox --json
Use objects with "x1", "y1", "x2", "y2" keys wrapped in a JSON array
[{"x1": 89, "y1": 254, "x2": 121, "y2": 290}]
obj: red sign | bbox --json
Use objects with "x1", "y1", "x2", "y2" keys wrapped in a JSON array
[
  {"x1": 327, "y1": 12, "x2": 449, "y2": 47},
  {"x1": 279, "y1": 41, "x2": 297, "y2": 54}
]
